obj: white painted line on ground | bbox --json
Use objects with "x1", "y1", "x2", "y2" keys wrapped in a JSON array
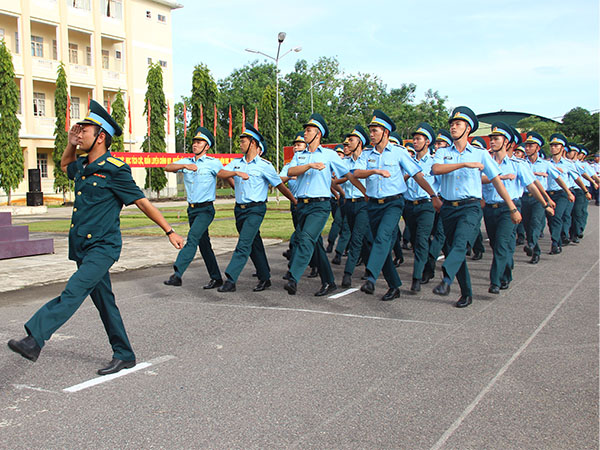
[
  {"x1": 182, "y1": 302, "x2": 452, "y2": 327},
  {"x1": 430, "y1": 260, "x2": 599, "y2": 450},
  {"x1": 63, "y1": 355, "x2": 175, "y2": 393},
  {"x1": 12, "y1": 384, "x2": 58, "y2": 394},
  {"x1": 328, "y1": 288, "x2": 359, "y2": 299}
]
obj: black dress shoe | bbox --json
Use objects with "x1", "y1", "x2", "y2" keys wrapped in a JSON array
[
  {"x1": 282, "y1": 271, "x2": 292, "y2": 280},
  {"x1": 393, "y1": 256, "x2": 404, "y2": 267},
  {"x1": 203, "y1": 278, "x2": 223, "y2": 289},
  {"x1": 500, "y1": 280, "x2": 510, "y2": 290},
  {"x1": 341, "y1": 273, "x2": 352, "y2": 288},
  {"x1": 561, "y1": 237, "x2": 570, "y2": 246},
  {"x1": 342, "y1": 250, "x2": 348, "y2": 257},
  {"x1": 433, "y1": 281, "x2": 451, "y2": 296},
  {"x1": 325, "y1": 242, "x2": 334, "y2": 253},
  {"x1": 471, "y1": 251, "x2": 483, "y2": 261},
  {"x1": 421, "y1": 271, "x2": 434, "y2": 285},
  {"x1": 549, "y1": 245, "x2": 562, "y2": 255},
  {"x1": 217, "y1": 280, "x2": 236, "y2": 292},
  {"x1": 516, "y1": 236, "x2": 525, "y2": 245},
  {"x1": 253, "y1": 279, "x2": 272, "y2": 292},
  {"x1": 360, "y1": 271, "x2": 369, "y2": 280},
  {"x1": 381, "y1": 287, "x2": 400, "y2": 301},
  {"x1": 529, "y1": 254, "x2": 540, "y2": 264},
  {"x1": 307, "y1": 267, "x2": 319, "y2": 278},
  {"x1": 315, "y1": 282, "x2": 336, "y2": 297},
  {"x1": 331, "y1": 253, "x2": 342, "y2": 265},
  {"x1": 164, "y1": 274, "x2": 182, "y2": 286},
  {"x1": 571, "y1": 236, "x2": 580, "y2": 244},
  {"x1": 360, "y1": 280, "x2": 375, "y2": 294},
  {"x1": 410, "y1": 278, "x2": 421, "y2": 293},
  {"x1": 524, "y1": 245, "x2": 532, "y2": 256},
  {"x1": 8, "y1": 336, "x2": 41, "y2": 362},
  {"x1": 488, "y1": 285, "x2": 500, "y2": 294},
  {"x1": 97, "y1": 358, "x2": 136, "y2": 376},
  {"x1": 282, "y1": 249, "x2": 291, "y2": 260},
  {"x1": 285, "y1": 279, "x2": 297, "y2": 295},
  {"x1": 456, "y1": 295, "x2": 472, "y2": 308}
]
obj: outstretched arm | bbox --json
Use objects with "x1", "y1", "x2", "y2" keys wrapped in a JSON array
[{"x1": 134, "y1": 198, "x2": 184, "y2": 248}]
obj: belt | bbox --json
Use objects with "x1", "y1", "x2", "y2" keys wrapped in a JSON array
[
  {"x1": 407, "y1": 198, "x2": 432, "y2": 206},
  {"x1": 349, "y1": 197, "x2": 366, "y2": 203},
  {"x1": 188, "y1": 201, "x2": 213, "y2": 208},
  {"x1": 547, "y1": 190, "x2": 563, "y2": 195},
  {"x1": 236, "y1": 201, "x2": 266, "y2": 209},
  {"x1": 369, "y1": 194, "x2": 403, "y2": 205},
  {"x1": 485, "y1": 202, "x2": 506, "y2": 209},
  {"x1": 441, "y1": 197, "x2": 479, "y2": 207},
  {"x1": 298, "y1": 197, "x2": 329, "y2": 204}
]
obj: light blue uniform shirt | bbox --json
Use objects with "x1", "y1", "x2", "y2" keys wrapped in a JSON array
[
  {"x1": 340, "y1": 156, "x2": 365, "y2": 199},
  {"x1": 525, "y1": 157, "x2": 561, "y2": 190},
  {"x1": 432, "y1": 143, "x2": 501, "y2": 200},
  {"x1": 574, "y1": 160, "x2": 591, "y2": 187},
  {"x1": 404, "y1": 153, "x2": 440, "y2": 201},
  {"x1": 289, "y1": 146, "x2": 349, "y2": 198},
  {"x1": 483, "y1": 156, "x2": 535, "y2": 203},
  {"x1": 511, "y1": 156, "x2": 535, "y2": 197},
  {"x1": 175, "y1": 155, "x2": 223, "y2": 203},
  {"x1": 548, "y1": 158, "x2": 579, "y2": 189},
  {"x1": 224, "y1": 155, "x2": 282, "y2": 204},
  {"x1": 279, "y1": 162, "x2": 298, "y2": 197},
  {"x1": 354, "y1": 144, "x2": 421, "y2": 198}
]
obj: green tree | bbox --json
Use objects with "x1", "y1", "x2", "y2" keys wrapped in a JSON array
[
  {"x1": 111, "y1": 89, "x2": 125, "y2": 152},
  {"x1": 173, "y1": 98, "x2": 189, "y2": 153},
  {"x1": 189, "y1": 63, "x2": 218, "y2": 151},
  {"x1": 516, "y1": 115, "x2": 559, "y2": 156},
  {"x1": 0, "y1": 39, "x2": 23, "y2": 204},
  {"x1": 258, "y1": 84, "x2": 281, "y2": 166},
  {"x1": 559, "y1": 107, "x2": 597, "y2": 151},
  {"x1": 51, "y1": 62, "x2": 72, "y2": 202},
  {"x1": 142, "y1": 62, "x2": 167, "y2": 197}
]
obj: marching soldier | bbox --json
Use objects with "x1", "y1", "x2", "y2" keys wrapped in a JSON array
[
  {"x1": 216, "y1": 124, "x2": 296, "y2": 293},
  {"x1": 431, "y1": 107, "x2": 521, "y2": 308},
  {"x1": 285, "y1": 113, "x2": 351, "y2": 296},
  {"x1": 566, "y1": 143, "x2": 598, "y2": 242},
  {"x1": 163, "y1": 127, "x2": 224, "y2": 289},
  {"x1": 8, "y1": 100, "x2": 184, "y2": 374},
  {"x1": 353, "y1": 110, "x2": 440, "y2": 300}
]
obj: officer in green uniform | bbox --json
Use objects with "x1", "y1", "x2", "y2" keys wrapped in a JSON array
[
  {"x1": 403, "y1": 122, "x2": 439, "y2": 293},
  {"x1": 163, "y1": 127, "x2": 223, "y2": 289},
  {"x1": 217, "y1": 124, "x2": 296, "y2": 292},
  {"x1": 431, "y1": 107, "x2": 521, "y2": 308},
  {"x1": 8, "y1": 100, "x2": 184, "y2": 374}
]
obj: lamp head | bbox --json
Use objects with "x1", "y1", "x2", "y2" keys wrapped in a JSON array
[{"x1": 278, "y1": 32, "x2": 286, "y2": 43}]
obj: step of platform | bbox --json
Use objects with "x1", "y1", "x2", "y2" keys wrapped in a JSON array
[
  {"x1": 0, "y1": 212, "x2": 11, "y2": 226},
  {"x1": 0, "y1": 239, "x2": 54, "y2": 260},
  {"x1": 0, "y1": 225, "x2": 29, "y2": 241}
]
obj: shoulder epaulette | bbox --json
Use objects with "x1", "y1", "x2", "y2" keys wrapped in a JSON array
[
  {"x1": 260, "y1": 157, "x2": 273, "y2": 165},
  {"x1": 107, "y1": 156, "x2": 125, "y2": 167}
]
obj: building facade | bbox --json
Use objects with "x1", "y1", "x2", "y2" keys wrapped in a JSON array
[{"x1": 0, "y1": 0, "x2": 182, "y2": 204}]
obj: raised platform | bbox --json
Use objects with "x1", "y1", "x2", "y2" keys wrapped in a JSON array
[
  {"x1": 0, "y1": 205, "x2": 48, "y2": 216},
  {"x1": 0, "y1": 212, "x2": 54, "y2": 259}
]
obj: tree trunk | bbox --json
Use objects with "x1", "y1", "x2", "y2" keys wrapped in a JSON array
[{"x1": 7, "y1": 190, "x2": 11, "y2": 205}]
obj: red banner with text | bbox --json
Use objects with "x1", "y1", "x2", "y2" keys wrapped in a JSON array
[{"x1": 110, "y1": 152, "x2": 242, "y2": 168}]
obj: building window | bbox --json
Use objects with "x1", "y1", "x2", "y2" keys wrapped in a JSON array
[
  {"x1": 0, "y1": 28, "x2": 4, "y2": 40},
  {"x1": 145, "y1": 10, "x2": 151, "y2": 19},
  {"x1": 15, "y1": 31, "x2": 20, "y2": 53},
  {"x1": 17, "y1": 86, "x2": 22, "y2": 114},
  {"x1": 33, "y1": 92, "x2": 46, "y2": 117},
  {"x1": 71, "y1": 0, "x2": 90, "y2": 10},
  {"x1": 115, "y1": 50, "x2": 121, "y2": 59},
  {"x1": 86, "y1": 46, "x2": 92, "y2": 66},
  {"x1": 147, "y1": 57, "x2": 152, "y2": 65},
  {"x1": 71, "y1": 96, "x2": 80, "y2": 119},
  {"x1": 69, "y1": 43, "x2": 78, "y2": 64},
  {"x1": 52, "y1": 40, "x2": 58, "y2": 60},
  {"x1": 101, "y1": 0, "x2": 122, "y2": 19},
  {"x1": 37, "y1": 153, "x2": 48, "y2": 178},
  {"x1": 158, "y1": 14, "x2": 166, "y2": 23},
  {"x1": 101, "y1": 49, "x2": 109, "y2": 69},
  {"x1": 103, "y1": 100, "x2": 109, "y2": 110},
  {"x1": 31, "y1": 35, "x2": 43, "y2": 57},
  {"x1": 159, "y1": 60, "x2": 167, "y2": 68}
]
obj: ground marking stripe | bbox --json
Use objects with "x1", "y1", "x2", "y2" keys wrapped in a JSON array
[
  {"x1": 430, "y1": 260, "x2": 599, "y2": 450},
  {"x1": 328, "y1": 288, "x2": 358, "y2": 299},
  {"x1": 172, "y1": 301, "x2": 452, "y2": 327},
  {"x1": 63, "y1": 355, "x2": 175, "y2": 393}
]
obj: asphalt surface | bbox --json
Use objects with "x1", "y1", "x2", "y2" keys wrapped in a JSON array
[{"x1": 1, "y1": 205, "x2": 598, "y2": 449}]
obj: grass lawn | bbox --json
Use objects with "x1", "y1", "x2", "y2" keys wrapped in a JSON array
[{"x1": 23, "y1": 201, "x2": 334, "y2": 240}]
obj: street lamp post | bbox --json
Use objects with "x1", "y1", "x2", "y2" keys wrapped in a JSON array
[
  {"x1": 307, "y1": 80, "x2": 325, "y2": 114},
  {"x1": 245, "y1": 33, "x2": 301, "y2": 184}
]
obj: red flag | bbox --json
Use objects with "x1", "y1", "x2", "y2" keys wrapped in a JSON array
[
  {"x1": 183, "y1": 101, "x2": 187, "y2": 139},
  {"x1": 228, "y1": 105, "x2": 232, "y2": 139},
  {"x1": 167, "y1": 101, "x2": 170, "y2": 135},
  {"x1": 87, "y1": 92, "x2": 90, "y2": 109},
  {"x1": 128, "y1": 95, "x2": 132, "y2": 134},
  {"x1": 242, "y1": 106, "x2": 246, "y2": 132},
  {"x1": 254, "y1": 106, "x2": 258, "y2": 130},
  {"x1": 147, "y1": 99, "x2": 151, "y2": 138},
  {"x1": 213, "y1": 103, "x2": 217, "y2": 138},
  {"x1": 107, "y1": 98, "x2": 111, "y2": 114},
  {"x1": 65, "y1": 94, "x2": 70, "y2": 132},
  {"x1": 200, "y1": 103, "x2": 204, "y2": 127}
]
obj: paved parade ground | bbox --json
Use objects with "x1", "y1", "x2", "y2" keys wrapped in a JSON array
[{"x1": 1, "y1": 206, "x2": 598, "y2": 449}]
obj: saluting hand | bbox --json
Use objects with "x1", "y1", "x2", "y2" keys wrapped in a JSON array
[
  {"x1": 168, "y1": 232, "x2": 185, "y2": 249},
  {"x1": 68, "y1": 124, "x2": 82, "y2": 146},
  {"x1": 464, "y1": 162, "x2": 484, "y2": 170}
]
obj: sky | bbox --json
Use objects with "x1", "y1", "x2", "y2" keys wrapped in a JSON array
[{"x1": 170, "y1": 0, "x2": 599, "y2": 121}]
